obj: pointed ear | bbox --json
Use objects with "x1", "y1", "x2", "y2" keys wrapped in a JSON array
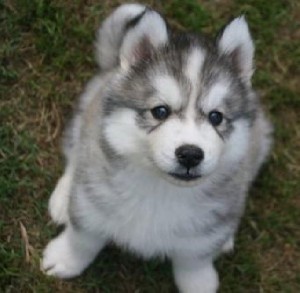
[
  {"x1": 120, "y1": 9, "x2": 168, "y2": 69},
  {"x1": 218, "y1": 16, "x2": 254, "y2": 84}
]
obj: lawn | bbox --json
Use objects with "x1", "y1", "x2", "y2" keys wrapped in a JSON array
[{"x1": 1, "y1": 0, "x2": 299, "y2": 292}]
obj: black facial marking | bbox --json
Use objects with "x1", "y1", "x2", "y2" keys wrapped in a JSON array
[
  {"x1": 169, "y1": 172, "x2": 201, "y2": 181},
  {"x1": 147, "y1": 121, "x2": 164, "y2": 134}
]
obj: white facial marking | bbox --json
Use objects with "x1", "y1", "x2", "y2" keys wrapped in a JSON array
[
  {"x1": 196, "y1": 123, "x2": 224, "y2": 174},
  {"x1": 103, "y1": 109, "x2": 146, "y2": 156},
  {"x1": 150, "y1": 117, "x2": 223, "y2": 176},
  {"x1": 185, "y1": 48, "x2": 205, "y2": 86},
  {"x1": 201, "y1": 82, "x2": 230, "y2": 112},
  {"x1": 185, "y1": 48, "x2": 205, "y2": 119},
  {"x1": 152, "y1": 75, "x2": 182, "y2": 110},
  {"x1": 221, "y1": 119, "x2": 250, "y2": 164}
]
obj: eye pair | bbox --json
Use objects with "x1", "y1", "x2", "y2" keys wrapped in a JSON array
[{"x1": 150, "y1": 106, "x2": 223, "y2": 126}]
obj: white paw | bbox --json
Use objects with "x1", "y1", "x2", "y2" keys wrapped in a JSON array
[
  {"x1": 176, "y1": 270, "x2": 219, "y2": 293},
  {"x1": 42, "y1": 233, "x2": 88, "y2": 278},
  {"x1": 48, "y1": 173, "x2": 72, "y2": 225},
  {"x1": 173, "y1": 258, "x2": 219, "y2": 293}
]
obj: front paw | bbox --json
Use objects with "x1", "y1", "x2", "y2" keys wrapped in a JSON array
[
  {"x1": 173, "y1": 257, "x2": 219, "y2": 293},
  {"x1": 42, "y1": 233, "x2": 87, "y2": 278}
]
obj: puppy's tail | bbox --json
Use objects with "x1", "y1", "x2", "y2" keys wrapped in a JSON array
[{"x1": 95, "y1": 4, "x2": 147, "y2": 71}]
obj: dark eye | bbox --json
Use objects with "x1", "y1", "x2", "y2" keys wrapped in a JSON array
[
  {"x1": 151, "y1": 105, "x2": 170, "y2": 120},
  {"x1": 208, "y1": 111, "x2": 223, "y2": 126}
]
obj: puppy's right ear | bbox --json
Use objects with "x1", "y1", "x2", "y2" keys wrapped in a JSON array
[{"x1": 120, "y1": 9, "x2": 168, "y2": 70}]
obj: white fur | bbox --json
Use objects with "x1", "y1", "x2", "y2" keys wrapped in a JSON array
[
  {"x1": 48, "y1": 169, "x2": 72, "y2": 224},
  {"x1": 173, "y1": 256, "x2": 219, "y2": 293},
  {"x1": 42, "y1": 226, "x2": 106, "y2": 278},
  {"x1": 120, "y1": 9, "x2": 168, "y2": 69},
  {"x1": 152, "y1": 75, "x2": 183, "y2": 110},
  {"x1": 150, "y1": 118, "x2": 223, "y2": 176},
  {"x1": 47, "y1": 165, "x2": 234, "y2": 258},
  {"x1": 185, "y1": 48, "x2": 206, "y2": 119},
  {"x1": 96, "y1": 4, "x2": 146, "y2": 70},
  {"x1": 221, "y1": 236, "x2": 234, "y2": 253},
  {"x1": 103, "y1": 108, "x2": 147, "y2": 161},
  {"x1": 201, "y1": 81, "x2": 230, "y2": 112},
  {"x1": 184, "y1": 48, "x2": 205, "y2": 86},
  {"x1": 103, "y1": 96, "x2": 224, "y2": 178},
  {"x1": 221, "y1": 119, "x2": 250, "y2": 166},
  {"x1": 218, "y1": 16, "x2": 254, "y2": 82}
]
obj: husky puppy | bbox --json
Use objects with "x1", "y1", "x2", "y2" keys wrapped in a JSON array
[{"x1": 42, "y1": 4, "x2": 272, "y2": 292}]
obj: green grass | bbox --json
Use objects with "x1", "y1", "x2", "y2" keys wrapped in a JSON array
[{"x1": 1, "y1": 0, "x2": 299, "y2": 292}]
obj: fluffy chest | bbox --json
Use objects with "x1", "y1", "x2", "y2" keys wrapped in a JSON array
[{"x1": 84, "y1": 166, "x2": 232, "y2": 257}]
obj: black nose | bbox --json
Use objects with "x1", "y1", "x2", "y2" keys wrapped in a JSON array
[{"x1": 175, "y1": 145, "x2": 204, "y2": 168}]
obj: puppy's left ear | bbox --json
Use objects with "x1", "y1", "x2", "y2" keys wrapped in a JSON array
[
  {"x1": 217, "y1": 16, "x2": 254, "y2": 84},
  {"x1": 120, "y1": 9, "x2": 168, "y2": 69}
]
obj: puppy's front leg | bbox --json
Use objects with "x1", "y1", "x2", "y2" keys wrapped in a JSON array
[
  {"x1": 42, "y1": 224, "x2": 107, "y2": 278},
  {"x1": 172, "y1": 254, "x2": 219, "y2": 293},
  {"x1": 48, "y1": 170, "x2": 72, "y2": 225}
]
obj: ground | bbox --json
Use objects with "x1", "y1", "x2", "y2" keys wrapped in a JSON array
[{"x1": 1, "y1": 0, "x2": 299, "y2": 292}]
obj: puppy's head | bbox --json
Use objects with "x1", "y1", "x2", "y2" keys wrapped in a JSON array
[{"x1": 102, "y1": 10, "x2": 256, "y2": 185}]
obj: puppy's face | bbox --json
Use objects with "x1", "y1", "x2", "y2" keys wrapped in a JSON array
[{"x1": 103, "y1": 44, "x2": 255, "y2": 184}]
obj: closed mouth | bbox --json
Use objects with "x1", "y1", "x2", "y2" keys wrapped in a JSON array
[{"x1": 169, "y1": 172, "x2": 201, "y2": 181}]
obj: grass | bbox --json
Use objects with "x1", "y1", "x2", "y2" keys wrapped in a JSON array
[{"x1": 1, "y1": 0, "x2": 299, "y2": 292}]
